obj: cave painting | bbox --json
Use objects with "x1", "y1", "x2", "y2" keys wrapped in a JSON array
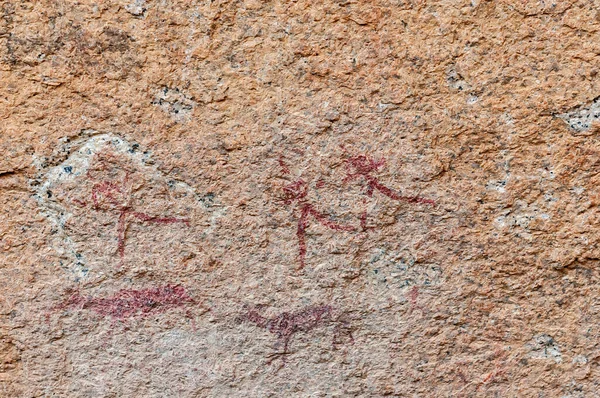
[
  {"x1": 281, "y1": 179, "x2": 356, "y2": 269},
  {"x1": 88, "y1": 174, "x2": 190, "y2": 264},
  {"x1": 280, "y1": 152, "x2": 435, "y2": 269},
  {"x1": 240, "y1": 304, "x2": 354, "y2": 368},
  {"x1": 57, "y1": 284, "x2": 195, "y2": 320}
]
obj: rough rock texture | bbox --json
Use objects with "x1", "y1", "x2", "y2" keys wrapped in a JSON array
[{"x1": 2, "y1": 0, "x2": 600, "y2": 396}]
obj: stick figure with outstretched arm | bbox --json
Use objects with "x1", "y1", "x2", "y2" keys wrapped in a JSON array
[
  {"x1": 344, "y1": 153, "x2": 435, "y2": 230},
  {"x1": 89, "y1": 172, "x2": 189, "y2": 266},
  {"x1": 281, "y1": 179, "x2": 356, "y2": 269}
]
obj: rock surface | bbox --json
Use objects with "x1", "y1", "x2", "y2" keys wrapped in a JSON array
[{"x1": 2, "y1": 0, "x2": 600, "y2": 396}]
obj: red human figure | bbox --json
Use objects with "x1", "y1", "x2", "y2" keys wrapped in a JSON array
[
  {"x1": 278, "y1": 155, "x2": 290, "y2": 174},
  {"x1": 344, "y1": 154, "x2": 435, "y2": 230},
  {"x1": 282, "y1": 179, "x2": 356, "y2": 269},
  {"x1": 90, "y1": 174, "x2": 190, "y2": 265},
  {"x1": 407, "y1": 286, "x2": 427, "y2": 315}
]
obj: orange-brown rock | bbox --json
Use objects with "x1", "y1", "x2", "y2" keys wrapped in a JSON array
[{"x1": 3, "y1": 1, "x2": 600, "y2": 396}]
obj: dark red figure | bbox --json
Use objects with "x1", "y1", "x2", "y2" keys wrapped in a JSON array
[
  {"x1": 344, "y1": 154, "x2": 435, "y2": 230},
  {"x1": 241, "y1": 304, "x2": 352, "y2": 367},
  {"x1": 59, "y1": 284, "x2": 194, "y2": 320},
  {"x1": 90, "y1": 175, "x2": 190, "y2": 265},
  {"x1": 407, "y1": 286, "x2": 426, "y2": 315},
  {"x1": 282, "y1": 179, "x2": 355, "y2": 269}
]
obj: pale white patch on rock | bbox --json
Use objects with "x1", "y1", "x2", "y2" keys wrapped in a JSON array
[
  {"x1": 125, "y1": 0, "x2": 146, "y2": 16},
  {"x1": 486, "y1": 179, "x2": 507, "y2": 193},
  {"x1": 571, "y1": 186, "x2": 585, "y2": 195},
  {"x1": 152, "y1": 87, "x2": 196, "y2": 122},
  {"x1": 526, "y1": 334, "x2": 562, "y2": 363},
  {"x1": 492, "y1": 200, "x2": 551, "y2": 236},
  {"x1": 466, "y1": 94, "x2": 478, "y2": 105},
  {"x1": 446, "y1": 66, "x2": 469, "y2": 91},
  {"x1": 572, "y1": 354, "x2": 588, "y2": 364},
  {"x1": 494, "y1": 215, "x2": 506, "y2": 229},
  {"x1": 558, "y1": 96, "x2": 600, "y2": 134},
  {"x1": 33, "y1": 132, "x2": 223, "y2": 279}
]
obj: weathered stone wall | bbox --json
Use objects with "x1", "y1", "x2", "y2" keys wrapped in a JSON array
[{"x1": 2, "y1": 1, "x2": 600, "y2": 396}]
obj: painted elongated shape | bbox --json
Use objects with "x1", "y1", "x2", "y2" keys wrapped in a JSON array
[{"x1": 59, "y1": 284, "x2": 194, "y2": 319}]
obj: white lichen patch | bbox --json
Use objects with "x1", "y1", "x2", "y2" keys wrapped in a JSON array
[
  {"x1": 33, "y1": 133, "x2": 223, "y2": 280},
  {"x1": 466, "y1": 94, "x2": 478, "y2": 105},
  {"x1": 558, "y1": 96, "x2": 600, "y2": 133},
  {"x1": 125, "y1": 0, "x2": 147, "y2": 16},
  {"x1": 572, "y1": 354, "x2": 588, "y2": 365},
  {"x1": 446, "y1": 66, "x2": 470, "y2": 91},
  {"x1": 367, "y1": 247, "x2": 443, "y2": 288},
  {"x1": 486, "y1": 179, "x2": 507, "y2": 193},
  {"x1": 152, "y1": 87, "x2": 196, "y2": 122},
  {"x1": 526, "y1": 334, "x2": 562, "y2": 363},
  {"x1": 493, "y1": 200, "x2": 551, "y2": 233}
]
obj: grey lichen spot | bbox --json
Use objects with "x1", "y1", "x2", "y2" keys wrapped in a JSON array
[
  {"x1": 152, "y1": 87, "x2": 196, "y2": 122},
  {"x1": 572, "y1": 354, "x2": 588, "y2": 365},
  {"x1": 558, "y1": 96, "x2": 600, "y2": 134},
  {"x1": 486, "y1": 179, "x2": 507, "y2": 193},
  {"x1": 367, "y1": 247, "x2": 442, "y2": 288},
  {"x1": 446, "y1": 66, "x2": 470, "y2": 92},
  {"x1": 526, "y1": 334, "x2": 562, "y2": 363},
  {"x1": 125, "y1": 0, "x2": 147, "y2": 17}
]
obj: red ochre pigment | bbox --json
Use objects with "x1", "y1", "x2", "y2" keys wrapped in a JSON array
[
  {"x1": 278, "y1": 152, "x2": 434, "y2": 269},
  {"x1": 89, "y1": 178, "x2": 190, "y2": 262},
  {"x1": 59, "y1": 285, "x2": 194, "y2": 319},
  {"x1": 242, "y1": 305, "x2": 339, "y2": 351},
  {"x1": 345, "y1": 154, "x2": 436, "y2": 206},
  {"x1": 241, "y1": 304, "x2": 354, "y2": 367},
  {"x1": 281, "y1": 179, "x2": 355, "y2": 269}
]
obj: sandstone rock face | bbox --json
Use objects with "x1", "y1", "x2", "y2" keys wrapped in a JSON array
[{"x1": 2, "y1": 1, "x2": 600, "y2": 396}]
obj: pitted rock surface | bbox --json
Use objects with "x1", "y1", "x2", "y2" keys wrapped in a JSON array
[{"x1": 3, "y1": 1, "x2": 600, "y2": 397}]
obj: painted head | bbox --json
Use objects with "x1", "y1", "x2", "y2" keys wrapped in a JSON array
[{"x1": 281, "y1": 179, "x2": 308, "y2": 204}]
